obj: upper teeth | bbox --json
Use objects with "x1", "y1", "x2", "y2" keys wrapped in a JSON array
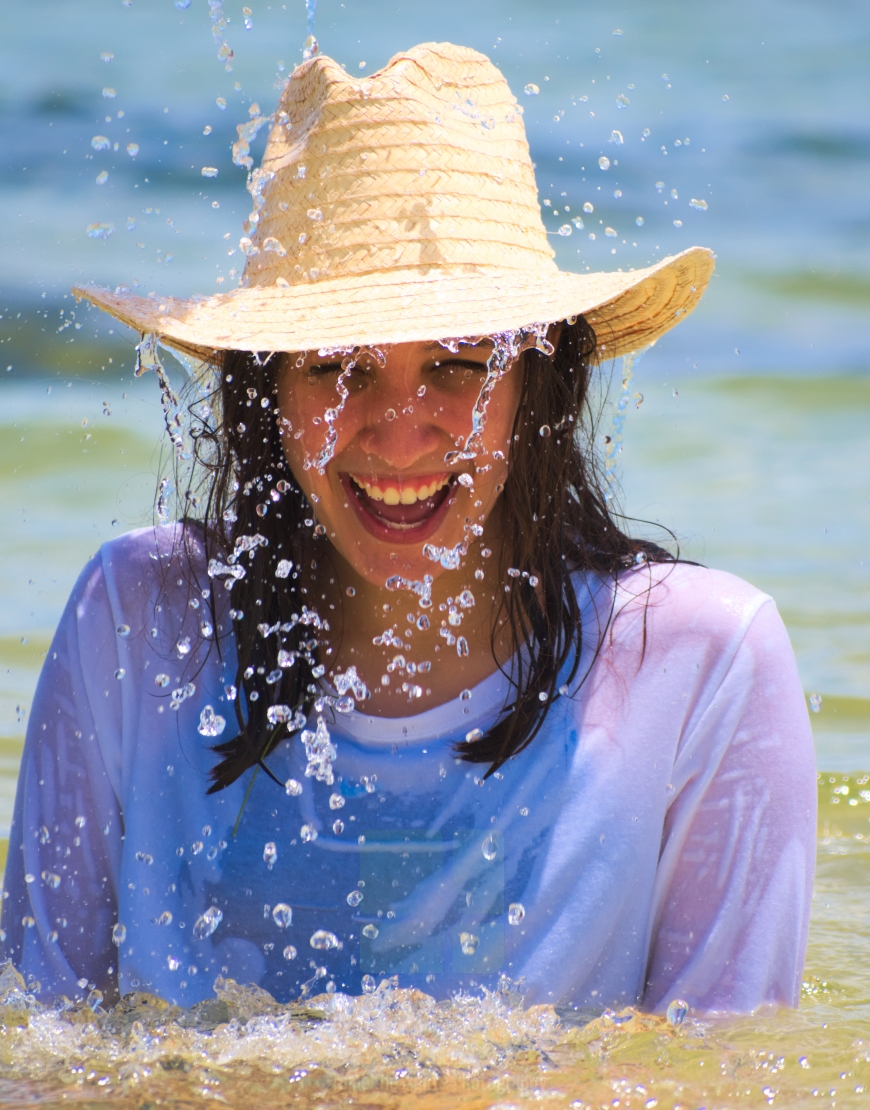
[{"x1": 352, "y1": 475, "x2": 450, "y2": 506}]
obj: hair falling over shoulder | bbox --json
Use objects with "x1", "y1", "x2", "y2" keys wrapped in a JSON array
[{"x1": 170, "y1": 318, "x2": 675, "y2": 794}]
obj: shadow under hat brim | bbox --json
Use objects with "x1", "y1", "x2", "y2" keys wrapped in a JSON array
[{"x1": 73, "y1": 246, "x2": 714, "y2": 366}]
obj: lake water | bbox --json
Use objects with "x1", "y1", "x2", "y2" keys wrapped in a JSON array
[{"x1": 0, "y1": 0, "x2": 868, "y2": 1105}]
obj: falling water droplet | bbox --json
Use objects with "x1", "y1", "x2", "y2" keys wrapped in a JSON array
[
  {"x1": 508, "y1": 903, "x2": 526, "y2": 926},
  {"x1": 524, "y1": 83, "x2": 540, "y2": 96},
  {"x1": 263, "y1": 842, "x2": 278, "y2": 868},
  {"x1": 666, "y1": 999, "x2": 689, "y2": 1026},
  {"x1": 198, "y1": 705, "x2": 226, "y2": 737},
  {"x1": 272, "y1": 903, "x2": 293, "y2": 928},
  {"x1": 809, "y1": 693, "x2": 822, "y2": 713},
  {"x1": 459, "y1": 932, "x2": 479, "y2": 955},
  {"x1": 310, "y1": 929, "x2": 341, "y2": 950},
  {"x1": 192, "y1": 906, "x2": 223, "y2": 940},
  {"x1": 283, "y1": 945, "x2": 297, "y2": 960},
  {"x1": 112, "y1": 923, "x2": 126, "y2": 946},
  {"x1": 346, "y1": 890, "x2": 363, "y2": 907},
  {"x1": 598, "y1": 156, "x2": 611, "y2": 170},
  {"x1": 482, "y1": 834, "x2": 498, "y2": 861},
  {"x1": 362, "y1": 923, "x2": 379, "y2": 939},
  {"x1": 615, "y1": 93, "x2": 629, "y2": 108}
]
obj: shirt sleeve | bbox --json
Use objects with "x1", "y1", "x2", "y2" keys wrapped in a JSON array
[
  {"x1": 643, "y1": 597, "x2": 817, "y2": 1013},
  {"x1": 1, "y1": 551, "x2": 124, "y2": 1002}
]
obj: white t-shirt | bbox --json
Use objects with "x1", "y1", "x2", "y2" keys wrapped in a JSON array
[{"x1": 1, "y1": 525, "x2": 816, "y2": 1014}]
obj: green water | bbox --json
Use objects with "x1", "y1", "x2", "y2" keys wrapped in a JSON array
[{"x1": 0, "y1": 366, "x2": 868, "y2": 1106}]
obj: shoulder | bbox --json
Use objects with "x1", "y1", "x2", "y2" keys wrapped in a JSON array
[
  {"x1": 604, "y1": 561, "x2": 778, "y2": 663},
  {"x1": 68, "y1": 522, "x2": 210, "y2": 632}
]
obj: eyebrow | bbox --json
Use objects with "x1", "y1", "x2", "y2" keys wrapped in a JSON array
[{"x1": 422, "y1": 341, "x2": 492, "y2": 353}]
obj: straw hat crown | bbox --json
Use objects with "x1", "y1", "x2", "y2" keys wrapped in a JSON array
[
  {"x1": 74, "y1": 41, "x2": 714, "y2": 361},
  {"x1": 245, "y1": 42, "x2": 556, "y2": 289}
]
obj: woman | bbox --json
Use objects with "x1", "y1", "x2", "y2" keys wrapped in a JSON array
[{"x1": 2, "y1": 43, "x2": 815, "y2": 1015}]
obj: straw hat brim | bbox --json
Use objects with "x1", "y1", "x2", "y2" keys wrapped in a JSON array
[{"x1": 73, "y1": 245, "x2": 713, "y2": 366}]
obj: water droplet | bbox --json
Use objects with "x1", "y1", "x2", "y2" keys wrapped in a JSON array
[
  {"x1": 272, "y1": 903, "x2": 293, "y2": 928},
  {"x1": 87, "y1": 222, "x2": 115, "y2": 240},
  {"x1": 508, "y1": 902, "x2": 525, "y2": 926},
  {"x1": 283, "y1": 945, "x2": 297, "y2": 960},
  {"x1": 598, "y1": 156, "x2": 611, "y2": 170},
  {"x1": 384, "y1": 408, "x2": 397, "y2": 421},
  {"x1": 524, "y1": 83, "x2": 540, "y2": 96},
  {"x1": 809, "y1": 693, "x2": 822, "y2": 713},
  {"x1": 198, "y1": 705, "x2": 226, "y2": 737},
  {"x1": 459, "y1": 932, "x2": 479, "y2": 955},
  {"x1": 557, "y1": 223, "x2": 572, "y2": 237},
  {"x1": 263, "y1": 842, "x2": 278, "y2": 868},
  {"x1": 115, "y1": 668, "x2": 126, "y2": 680},
  {"x1": 482, "y1": 834, "x2": 498, "y2": 861},
  {"x1": 201, "y1": 166, "x2": 219, "y2": 178},
  {"x1": 41, "y1": 870, "x2": 61, "y2": 889},
  {"x1": 362, "y1": 923, "x2": 379, "y2": 939},
  {"x1": 635, "y1": 216, "x2": 645, "y2": 226},
  {"x1": 192, "y1": 905, "x2": 223, "y2": 940},
  {"x1": 616, "y1": 93, "x2": 629, "y2": 108},
  {"x1": 75, "y1": 815, "x2": 87, "y2": 829},
  {"x1": 361, "y1": 973, "x2": 377, "y2": 993},
  {"x1": 102, "y1": 87, "x2": 117, "y2": 99},
  {"x1": 332, "y1": 818, "x2": 344, "y2": 834},
  {"x1": 539, "y1": 424, "x2": 552, "y2": 437},
  {"x1": 689, "y1": 198, "x2": 708, "y2": 211},
  {"x1": 666, "y1": 998, "x2": 689, "y2": 1026},
  {"x1": 456, "y1": 636, "x2": 469, "y2": 658},
  {"x1": 310, "y1": 929, "x2": 341, "y2": 950},
  {"x1": 285, "y1": 778, "x2": 303, "y2": 796},
  {"x1": 300, "y1": 824, "x2": 318, "y2": 843},
  {"x1": 156, "y1": 910, "x2": 173, "y2": 926},
  {"x1": 610, "y1": 130, "x2": 624, "y2": 145},
  {"x1": 583, "y1": 202, "x2": 594, "y2": 213},
  {"x1": 346, "y1": 890, "x2": 363, "y2": 907},
  {"x1": 605, "y1": 227, "x2": 617, "y2": 238},
  {"x1": 91, "y1": 135, "x2": 110, "y2": 151},
  {"x1": 673, "y1": 219, "x2": 683, "y2": 228},
  {"x1": 329, "y1": 792, "x2": 345, "y2": 810}
]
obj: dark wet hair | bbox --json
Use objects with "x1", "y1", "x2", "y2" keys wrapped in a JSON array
[{"x1": 178, "y1": 318, "x2": 674, "y2": 793}]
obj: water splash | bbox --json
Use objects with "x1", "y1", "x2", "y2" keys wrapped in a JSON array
[
  {"x1": 305, "y1": 346, "x2": 388, "y2": 474},
  {"x1": 603, "y1": 346, "x2": 649, "y2": 501},
  {"x1": 302, "y1": 0, "x2": 318, "y2": 59}
]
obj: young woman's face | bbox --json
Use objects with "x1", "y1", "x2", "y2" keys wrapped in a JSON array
[{"x1": 277, "y1": 341, "x2": 522, "y2": 587}]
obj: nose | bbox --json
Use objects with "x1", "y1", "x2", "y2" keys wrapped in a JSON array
[
  {"x1": 357, "y1": 399, "x2": 445, "y2": 469},
  {"x1": 354, "y1": 350, "x2": 447, "y2": 469}
]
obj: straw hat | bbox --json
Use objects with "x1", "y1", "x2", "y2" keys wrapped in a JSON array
[{"x1": 74, "y1": 42, "x2": 714, "y2": 363}]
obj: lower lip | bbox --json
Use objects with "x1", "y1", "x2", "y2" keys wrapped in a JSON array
[{"x1": 341, "y1": 475, "x2": 458, "y2": 545}]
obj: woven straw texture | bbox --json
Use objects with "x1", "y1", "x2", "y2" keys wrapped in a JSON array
[{"x1": 74, "y1": 42, "x2": 714, "y2": 361}]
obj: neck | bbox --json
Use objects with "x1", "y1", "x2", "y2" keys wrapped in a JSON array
[{"x1": 302, "y1": 529, "x2": 515, "y2": 718}]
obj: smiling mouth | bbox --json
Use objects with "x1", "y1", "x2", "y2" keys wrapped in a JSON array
[{"x1": 343, "y1": 472, "x2": 458, "y2": 540}]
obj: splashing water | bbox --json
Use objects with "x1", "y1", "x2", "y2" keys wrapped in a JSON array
[
  {"x1": 299, "y1": 715, "x2": 337, "y2": 784},
  {"x1": 302, "y1": 0, "x2": 318, "y2": 59},
  {"x1": 603, "y1": 346, "x2": 649, "y2": 501},
  {"x1": 384, "y1": 573, "x2": 434, "y2": 608},
  {"x1": 444, "y1": 327, "x2": 552, "y2": 467},
  {"x1": 135, "y1": 334, "x2": 188, "y2": 461},
  {"x1": 304, "y1": 347, "x2": 387, "y2": 474}
]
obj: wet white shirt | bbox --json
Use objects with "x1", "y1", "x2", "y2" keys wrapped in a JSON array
[{"x1": 1, "y1": 525, "x2": 816, "y2": 1015}]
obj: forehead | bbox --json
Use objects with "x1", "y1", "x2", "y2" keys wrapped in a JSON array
[{"x1": 305, "y1": 339, "x2": 495, "y2": 363}]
